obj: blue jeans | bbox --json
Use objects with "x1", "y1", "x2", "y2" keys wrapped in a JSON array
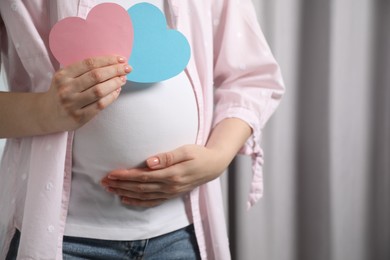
[{"x1": 6, "y1": 225, "x2": 200, "y2": 260}]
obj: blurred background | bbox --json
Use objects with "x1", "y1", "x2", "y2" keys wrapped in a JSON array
[
  {"x1": 224, "y1": 0, "x2": 390, "y2": 260},
  {"x1": 0, "y1": 69, "x2": 4, "y2": 151},
  {"x1": 1, "y1": 0, "x2": 389, "y2": 260}
]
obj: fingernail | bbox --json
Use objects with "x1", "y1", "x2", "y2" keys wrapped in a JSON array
[
  {"x1": 147, "y1": 157, "x2": 160, "y2": 167},
  {"x1": 118, "y1": 56, "x2": 126, "y2": 63},
  {"x1": 108, "y1": 175, "x2": 117, "y2": 180},
  {"x1": 121, "y1": 197, "x2": 131, "y2": 205},
  {"x1": 106, "y1": 187, "x2": 114, "y2": 193},
  {"x1": 124, "y1": 65, "x2": 131, "y2": 73},
  {"x1": 120, "y1": 76, "x2": 126, "y2": 82},
  {"x1": 116, "y1": 87, "x2": 122, "y2": 94}
]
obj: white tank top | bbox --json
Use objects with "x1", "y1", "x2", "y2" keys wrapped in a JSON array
[{"x1": 65, "y1": 0, "x2": 199, "y2": 240}]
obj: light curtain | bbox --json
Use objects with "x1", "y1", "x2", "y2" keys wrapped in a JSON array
[{"x1": 225, "y1": 0, "x2": 390, "y2": 259}]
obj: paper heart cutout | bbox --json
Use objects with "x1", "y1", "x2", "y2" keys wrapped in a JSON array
[
  {"x1": 49, "y1": 3, "x2": 134, "y2": 67},
  {"x1": 126, "y1": 3, "x2": 191, "y2": 83}
]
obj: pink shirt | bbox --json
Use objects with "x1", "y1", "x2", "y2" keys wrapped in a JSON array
[{"x1": 0, "y1": 0, "x2": 285, "y2": 259}]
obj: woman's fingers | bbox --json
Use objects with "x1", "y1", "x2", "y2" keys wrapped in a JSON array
[
  {"x1": 106, "y1": 168, "x2": 159, "y2": 182},
  {"x1": 47, "y1": 55, "x2": 132, "y2": 130},
  {"x1": 121, "y1": 197, "x2": 168, "y2": 208},
  {"x1": 69, "y1": 84, "x2": 122, "y2": 124},
  {"x1": 75, "y1": 75, "x2": 126, "y2": 109},
  {"x1": 103, "y1": 180, "x2": 163, "y2": 194},
  {"x1": 146, "y1": 145, "x2": 196, "y2": 170},
  {"x1": 65, "y1": 55, "x2": 127, "y2": 78},
  {"x1": 75, "y1": 62, "x2": 131, "y2": 92},
  {"x1": 107, "y1": 187, "x2": 169, "y2": 200}
]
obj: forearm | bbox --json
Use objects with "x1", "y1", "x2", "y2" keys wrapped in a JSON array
[
  {"x1": 205, "y1": 117, "x2": 252, "y2": 170},
  {"x1": 0, "y1": 55, "x2": 130, "y2": 139},
  {"x1": 0, "y1": 91, "x2": 50, "y2": 138}
]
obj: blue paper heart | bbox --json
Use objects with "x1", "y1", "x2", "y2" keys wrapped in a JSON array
[{"x1": 127, "y1": 3, "x2": 191, "y2": 83}]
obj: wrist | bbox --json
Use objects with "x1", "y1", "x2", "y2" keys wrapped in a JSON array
[
  {"x1": 206, "y1": 147, "x2": 235, "y2": 179},
  {"x1": 35, "y1": 91, "x2": 63, "y2": 135}
]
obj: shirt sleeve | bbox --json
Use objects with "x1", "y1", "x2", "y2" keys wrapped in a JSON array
[{"x1": 212, "y1": 0, "x2": 285, "y2": 209}]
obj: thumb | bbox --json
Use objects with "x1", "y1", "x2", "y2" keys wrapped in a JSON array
[{"x1": 146, "y1": 145, "x2": 193, "y2": 170}]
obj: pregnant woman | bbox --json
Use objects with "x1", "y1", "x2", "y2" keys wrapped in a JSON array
[{"x1": 0, "y1": 0, "x2": 285, "y2": 259}]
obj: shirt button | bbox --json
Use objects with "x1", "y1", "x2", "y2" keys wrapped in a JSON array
[
  {"x1": 10, "y1": 3, "x2": 18, "y2": 11},
  {"x1": 11, "y1": 198, "x2": 16, "y2": 204},
  {"x1": 239, "y1": 64, "x2": 247, "y2": 71},
  {"x1": 45, "y1": 144, "x2": 52, "y2": 151},
  {"x1": 47, "y1": 225, "x2": 55, "y2": 233},
  {"x1": 21, "y1": 174, "x2": 27, "y2": 181},
  {"x1": 46, "y1": 182, "x2": 53, "y2": 191}
]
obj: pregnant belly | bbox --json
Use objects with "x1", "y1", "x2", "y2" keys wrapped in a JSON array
[{"x1": 72, "y1": 72, "x2": 198, "y2": 183}]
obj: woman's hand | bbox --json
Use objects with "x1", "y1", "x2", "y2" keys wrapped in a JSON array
[
  {"x1": 41, "y1": 55, "x2": 131, "y2": 133},
  {"x1": 101, "y1": 118, "x2": 252, "y2": 207},
  {"x1": 0, "y1": 55, "x2": 131, "y2": 138},
  {"x1": 101, "y1": 144, "x2": 228, "y2": 207}
]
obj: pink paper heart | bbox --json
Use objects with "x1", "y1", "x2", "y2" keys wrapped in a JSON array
[{"x1": 49, "y1": 3, "x2": 133, "y2": 67}]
